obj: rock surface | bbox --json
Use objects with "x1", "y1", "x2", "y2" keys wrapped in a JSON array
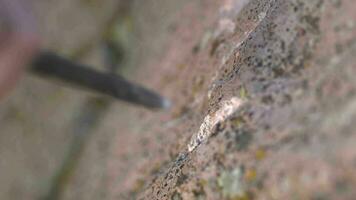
[{"x1": 113, "y1": 0, "x2": 356, "y2": 199}]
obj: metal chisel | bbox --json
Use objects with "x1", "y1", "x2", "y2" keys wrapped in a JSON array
[{"x1": 30, "y1": 51, "x2": 170, "y2": 109}]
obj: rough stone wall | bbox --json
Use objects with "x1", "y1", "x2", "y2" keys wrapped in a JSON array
[{"x1": 112, "y1": 0, "x2": 356, "y2": 199}]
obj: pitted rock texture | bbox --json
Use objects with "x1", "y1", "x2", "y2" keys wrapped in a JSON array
[{"x1": 109, "y1": 0, "x2": 356, "y2": 199}]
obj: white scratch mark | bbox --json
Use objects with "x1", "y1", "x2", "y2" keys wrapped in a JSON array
[{"x1": 188, "y1": 97, "x2": 244, "y2": 152}]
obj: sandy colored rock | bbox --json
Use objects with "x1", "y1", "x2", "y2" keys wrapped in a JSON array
[{"x1": 1, "y1": 0, "x2": 356, "y2": 199}]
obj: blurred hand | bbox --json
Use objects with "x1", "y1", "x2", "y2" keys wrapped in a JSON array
[
  {"x1": 0, "y1": 0, "x2": 39, "y2": 99},
  {"x1": 0, "y1": 33, "x2": 39, "y2": 99}
]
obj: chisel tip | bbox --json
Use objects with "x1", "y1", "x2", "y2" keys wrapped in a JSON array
[{"x1": 161, "y1": 97, "x2": 172, "y2": 110}]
